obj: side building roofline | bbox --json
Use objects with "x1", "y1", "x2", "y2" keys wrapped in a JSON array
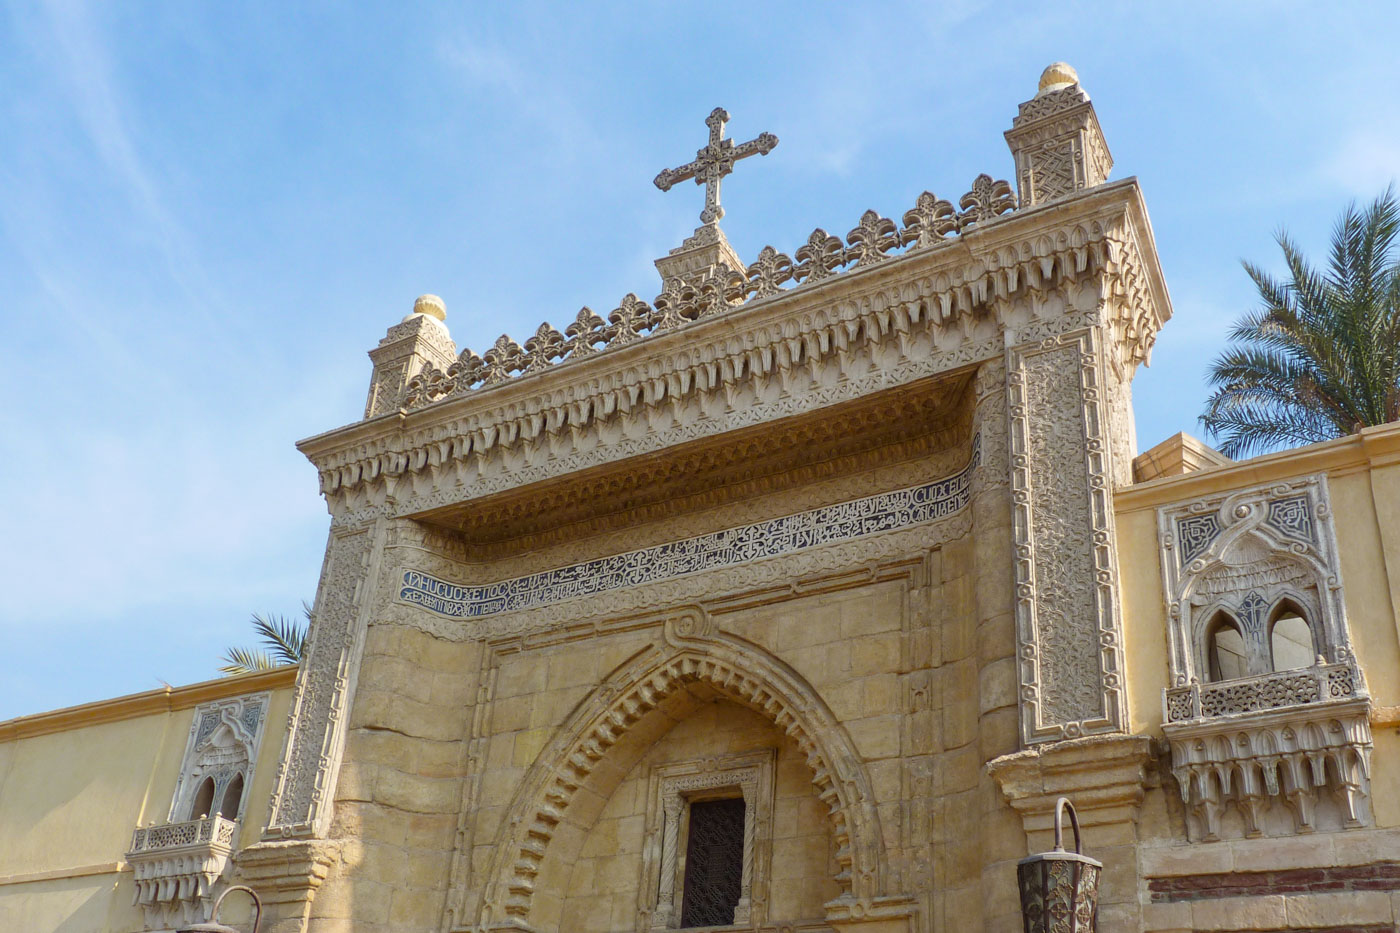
[
  {"x1": 1116, "y1": 419, "x2": 1400, "y2": 512},
  {"x1": 0, "y1": 665, "x2": 297, "y2": 742}
]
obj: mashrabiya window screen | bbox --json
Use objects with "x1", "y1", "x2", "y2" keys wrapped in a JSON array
[{"x1": 680, "y1": 797, "x2": 746, "y2": 927}]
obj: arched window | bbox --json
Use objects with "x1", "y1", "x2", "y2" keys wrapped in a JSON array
[
  {"x1": 219, "y1": 772, "x2": 245, "y2": 819},
  {"x1": 1207, "y1": 614, "x2": 1248, "y2": 682},
  {"x1": 1270, "y1": 603, "x2": 1314, "y2": 672},
  {"x1": 190, "y1": 777, "x2": 216, "y2": 820}
]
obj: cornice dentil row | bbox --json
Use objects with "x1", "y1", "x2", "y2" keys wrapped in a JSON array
[{"x1": 297, "y1": 182, "x2": 1167, "y2": 516}]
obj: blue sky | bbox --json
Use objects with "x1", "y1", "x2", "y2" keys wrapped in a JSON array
[{"x1": 2, "y1": 1, "x2": 1396, "y2": 719}]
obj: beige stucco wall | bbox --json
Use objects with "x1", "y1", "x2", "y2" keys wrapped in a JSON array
[{"x1": 0, "y1": 669, "x2": 296, "y2": 933}]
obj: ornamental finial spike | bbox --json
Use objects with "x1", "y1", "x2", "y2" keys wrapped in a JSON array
[{"x1": 1037, "y1": 62, "x2": 1080, "y2": 96}]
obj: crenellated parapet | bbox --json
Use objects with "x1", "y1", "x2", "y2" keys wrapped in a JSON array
[
  {"x1": 301, "y1": 182, "x2": 1167, "y2": 527},
  {"x1": 398, "y1": 174, "x2": 1017, "y2": 413}
]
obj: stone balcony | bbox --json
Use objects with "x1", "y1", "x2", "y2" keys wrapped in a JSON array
[
  {"x1": 1161, "y1": 661, "x2": 1373, "y2": 841},
  {"x1": 126, "y1": 814, "x2": 238, "y2": 930}
]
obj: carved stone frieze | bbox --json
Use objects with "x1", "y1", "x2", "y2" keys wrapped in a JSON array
[
  {"x1": 399, "y1": 440, "x2": 978, "y2": 624},
  {"x1": 299, "y1": 183, "x2": 1169, "y2": 529},
  {"x1": 1008, "y1": 328, "x2": 1127, "y2": 744},
  {"x1": 384, "y1": 445, "x2": 976, "y2": 642},
  {"x1": 264, "y1": 524, "x2": 383, "y2": 838},
  {"x1": 403, "y1": 177, "x2": 1015, "y2": 415},
  {"x1": 415, "y1": 370, "x2": 974, "y2": 560}
]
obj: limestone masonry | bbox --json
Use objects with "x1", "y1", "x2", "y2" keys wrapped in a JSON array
[{"x1": 6, "y1": 63, "x2": 1400, "y2": 933}]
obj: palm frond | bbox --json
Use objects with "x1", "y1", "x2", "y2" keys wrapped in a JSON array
[
  {"x1": 1204, "y1": 190, "x2": 1400, "y2": 456},
  {"x1": 220, "y1": 605, "x2": 310, "y2": 676},
  {"x1": 219, "y1": 646, "x2": 277, "y2": 676}
]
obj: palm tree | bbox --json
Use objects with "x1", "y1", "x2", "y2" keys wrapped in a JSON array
[
  {"x1": 219, "y1": 602, "x2": 310, "y2": 675},
  {"x1": 1201, "y1": 189, "x2": 1400, "y2": 458}
]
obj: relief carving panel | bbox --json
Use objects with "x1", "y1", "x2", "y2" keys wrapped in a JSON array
[{"x1": 1008, "y1": 328, "x2": 1125, "y2": 744}]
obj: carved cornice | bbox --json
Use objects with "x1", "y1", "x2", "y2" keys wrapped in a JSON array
[
  {"x1": 413, "y1": 370, "x2": 973, "y2": 559},
  {"x1": 298, "y1": 180, "x2": 1168, "y2": 522}
]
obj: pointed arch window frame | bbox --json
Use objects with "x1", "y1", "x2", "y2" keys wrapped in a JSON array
[{"x1": 639, "y1": 748, "x2": 776, "y2": 931}]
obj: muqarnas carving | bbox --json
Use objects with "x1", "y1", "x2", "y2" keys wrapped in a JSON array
[{"x1": 1156, "y1": 476, "x2": 1372, "y2": 841}]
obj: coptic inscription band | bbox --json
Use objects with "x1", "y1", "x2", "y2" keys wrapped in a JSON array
[{"x1": 400, "y1": 439, "x2": 979, "y2": 620}]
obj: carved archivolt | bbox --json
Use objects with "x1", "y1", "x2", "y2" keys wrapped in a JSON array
[{"x1": 467, "y1": 612, "x2": 895, "y2": 932}]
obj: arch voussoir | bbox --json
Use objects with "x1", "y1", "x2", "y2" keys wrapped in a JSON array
[{"x1": 474, "y1": 625, "x2": 886, "y2": 931}]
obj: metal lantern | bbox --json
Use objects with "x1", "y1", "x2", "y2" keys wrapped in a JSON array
[
  {"x1": 1017, "y1": 797, "x2": 1101, "y2": 933},
  {"x1": 178, "y1": 884, "x2": 262, "y2": 933}
]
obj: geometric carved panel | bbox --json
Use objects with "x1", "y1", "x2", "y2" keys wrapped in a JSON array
[{"x1": 1008, "y1": 328, "x2": 1126, "y2": 744}]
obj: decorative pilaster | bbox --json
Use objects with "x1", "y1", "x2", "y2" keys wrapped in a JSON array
[
  {"x1": 1004, "y1": 63, "x2": 1112, "y2": 207},
  {"x1": 364, "y1": 294, "x2": 456, "y2": 419},
  {"x1": 654, "y1": 797, "x2": 683, "y2": 928},
  {"x1": 1007, "y1": 328, "x2": 1127, "y2": 744},
  {"x1": 264, "y1": 521, "x2": 385, "y2": 837}
]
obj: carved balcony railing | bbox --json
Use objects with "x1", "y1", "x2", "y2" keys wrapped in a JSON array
[
  {"x1": 403, "y1": 176, "x2": 1016, "y2": 411},
  {"x1": 1163, "y1": 661, "x2": 1361, "y2": 723},
  {"x1": 128, "y1": 813, "x2": 238, "y2": 853},
  {"x1": 126, "y1": 815, "x2": 239, "y2": 931}
]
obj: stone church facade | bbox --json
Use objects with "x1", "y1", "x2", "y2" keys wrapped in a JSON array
[{"x1": 6, "y1": 64, "x2": 1400, "y2": 933}]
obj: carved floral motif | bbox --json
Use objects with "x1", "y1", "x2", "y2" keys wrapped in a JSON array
[
  {"x1": 397, "y1": 440, "x2": 977, "y2": 624},
  {"x1": 1008, "y1": 329, "x2": 1126, "y2": 744},
  {"x1": 399, "y1": 176, "x2": 1018, "y2": 413}
]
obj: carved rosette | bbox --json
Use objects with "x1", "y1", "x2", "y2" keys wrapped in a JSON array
[
  {"x1": 1008, "y1": 329, "x2": 1126, "y2": 744},
  {"x1": 264, "y1": 523, "x2": 383, "y2": 837}
]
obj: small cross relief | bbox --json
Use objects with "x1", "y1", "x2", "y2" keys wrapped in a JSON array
[{"x1": 654, "y1": 107, "x2": 777, "y2": 227}]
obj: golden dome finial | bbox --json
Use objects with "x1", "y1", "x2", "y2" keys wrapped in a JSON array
[
  {"x1": 1037, "y1": 62, "x2": 1079, "y2": 96},
  {"x1": 411, "y1": 294, "x2": 446, "y2": 322}
]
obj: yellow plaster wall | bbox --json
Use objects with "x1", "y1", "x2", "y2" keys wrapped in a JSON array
[
  {"x1": 0, "y1": 669, "x2": 296, "y2": 933},
  {"x1": 1113, "y1": 425, "x2": 1400, "y2": 834}
]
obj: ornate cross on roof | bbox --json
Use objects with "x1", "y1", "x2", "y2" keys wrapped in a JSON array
[{"x1": 654, "y1": 108, "x2": 777, "y2": 227}]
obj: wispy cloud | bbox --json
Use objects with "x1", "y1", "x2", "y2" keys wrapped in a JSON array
[{"x1": 28, "y1": 0, "x2": 216, "y2": 308}]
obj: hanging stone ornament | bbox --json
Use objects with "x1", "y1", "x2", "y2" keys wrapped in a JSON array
[{"x1": 1017, "y1": 798, "x2": 1101, "y2": 933}]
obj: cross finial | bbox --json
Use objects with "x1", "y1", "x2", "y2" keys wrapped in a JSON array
[{"x1": 654, "y1": 107, "x2": 777, "y2": 227}]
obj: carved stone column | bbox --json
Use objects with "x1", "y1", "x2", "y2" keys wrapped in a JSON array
[
  {"x1": 653, "y1": 797, "x2": 683, "y2": 929},
  {"x1": 1004, "y1": 63, "x2": 1112, "y2": 208},
  {"x1": 1006, "y1": 328, "x2": 1127, "y2": 744},
  {"x1": 364, "y1": 294, "x2": 457, "y2": 418}
]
